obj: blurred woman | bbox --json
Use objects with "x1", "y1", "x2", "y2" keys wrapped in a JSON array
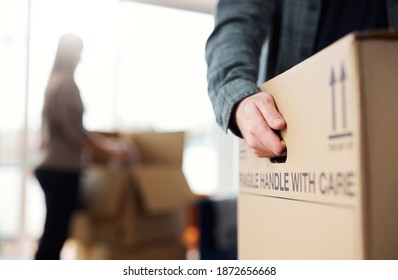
[{"x1": 34, "y1": 33, "x2": 129, "y2": 260}]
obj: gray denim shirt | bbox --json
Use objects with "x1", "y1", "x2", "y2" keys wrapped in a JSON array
[{"x1": 206, "y1": 0, "x2": 398, "y2": 136}]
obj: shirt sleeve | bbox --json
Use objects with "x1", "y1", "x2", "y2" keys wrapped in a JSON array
[{"x1": 205, "y1": 0, "x2": 276, "y2": 136}]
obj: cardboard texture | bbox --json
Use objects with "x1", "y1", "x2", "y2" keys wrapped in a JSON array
[
  {"x1": 125, "y1": 132, "x2": 184, "y2": 165},
  {"x1": 132, "y1": 166, "x2": 193, "y2": 213},
  {"x1": 239, "y1": 31, "x2": 398, "y2": 259},
  {"x1": 71, "y1": 131, "x2": 193, "y2": 259}
]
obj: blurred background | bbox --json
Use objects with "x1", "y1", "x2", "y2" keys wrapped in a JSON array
[{"x1": 0, "y1": 0, "x2": 239, "y2": 260}]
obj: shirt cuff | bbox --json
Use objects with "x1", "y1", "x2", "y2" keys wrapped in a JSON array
[{"x1": 217, "y1": 78, "x2": 260, "y2": 137}]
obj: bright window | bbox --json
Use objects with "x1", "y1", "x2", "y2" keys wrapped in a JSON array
[
  {"x1": 115, "y1": 2, "x2": 218, "y2": 194},
  {"x1": 0, "y1": 0, "x2": 221, "y2": 259}
]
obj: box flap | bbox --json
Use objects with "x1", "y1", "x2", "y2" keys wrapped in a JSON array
[
  {"x1": 123, "y1": 131, "x2": 184, "y2": 165},
  {"x1": 132, "y1": 165, "x2": 193, "y2": 214}
]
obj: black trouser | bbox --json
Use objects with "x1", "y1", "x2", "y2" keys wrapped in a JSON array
[{"x1": 34, "y1": 168, "x2": 81, "y2": 260}]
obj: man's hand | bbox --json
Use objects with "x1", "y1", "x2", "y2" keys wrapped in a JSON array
[{"x1": 236, "y1": 92, "x2": 287, "y2": 158}]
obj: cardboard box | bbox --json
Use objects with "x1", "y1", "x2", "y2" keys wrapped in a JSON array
[
  {"x1": 76, "y1": 238, "x2": 186, "y2": 260},
  {"x1": 72, "y1": 131, "x2": 194, "y2": 252},
  {"x1": 239, "y1": 31, "x2": 398, "y2": 259}
]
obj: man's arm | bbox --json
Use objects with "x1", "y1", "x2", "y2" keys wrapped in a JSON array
[{"x1": 206, "y1": 0, "x2": 286, "y2": 158}]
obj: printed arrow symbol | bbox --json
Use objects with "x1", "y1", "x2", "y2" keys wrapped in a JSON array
[
  {"x1": 340, "y1": 64, "x2": 347, "y2": 129},
  {"x1": 330, "y1": 67, "x2": 336, "y2": 131}
]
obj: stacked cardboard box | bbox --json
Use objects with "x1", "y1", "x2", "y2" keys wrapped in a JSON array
[
  {"x1": 71, "y1": 131, "x2": 193, "y2": 259},
  {"x1": 239, "y1": 31, "x2": 398, "y2": 259}
]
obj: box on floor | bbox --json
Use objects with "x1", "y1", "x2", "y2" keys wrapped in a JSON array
[
  {"x1": 76, "y1": 238, "x2": 186, "y2": 260},
  {"x1": 71, "y1": 131, "x2": 193, "y2": 259}
]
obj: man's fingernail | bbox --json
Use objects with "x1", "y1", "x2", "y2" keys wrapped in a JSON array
[{"x1": 273, "y1": 117, "x2": 284, "y2": 126}]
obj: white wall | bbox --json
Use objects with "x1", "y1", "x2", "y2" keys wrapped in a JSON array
[{"x1": 126, "y1": 0, "x2": 217, "y2": 14}]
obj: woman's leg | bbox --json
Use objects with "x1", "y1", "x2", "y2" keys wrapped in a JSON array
[{"x1": 34, "y1": 169, "x2": 80, "y2": 260}]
